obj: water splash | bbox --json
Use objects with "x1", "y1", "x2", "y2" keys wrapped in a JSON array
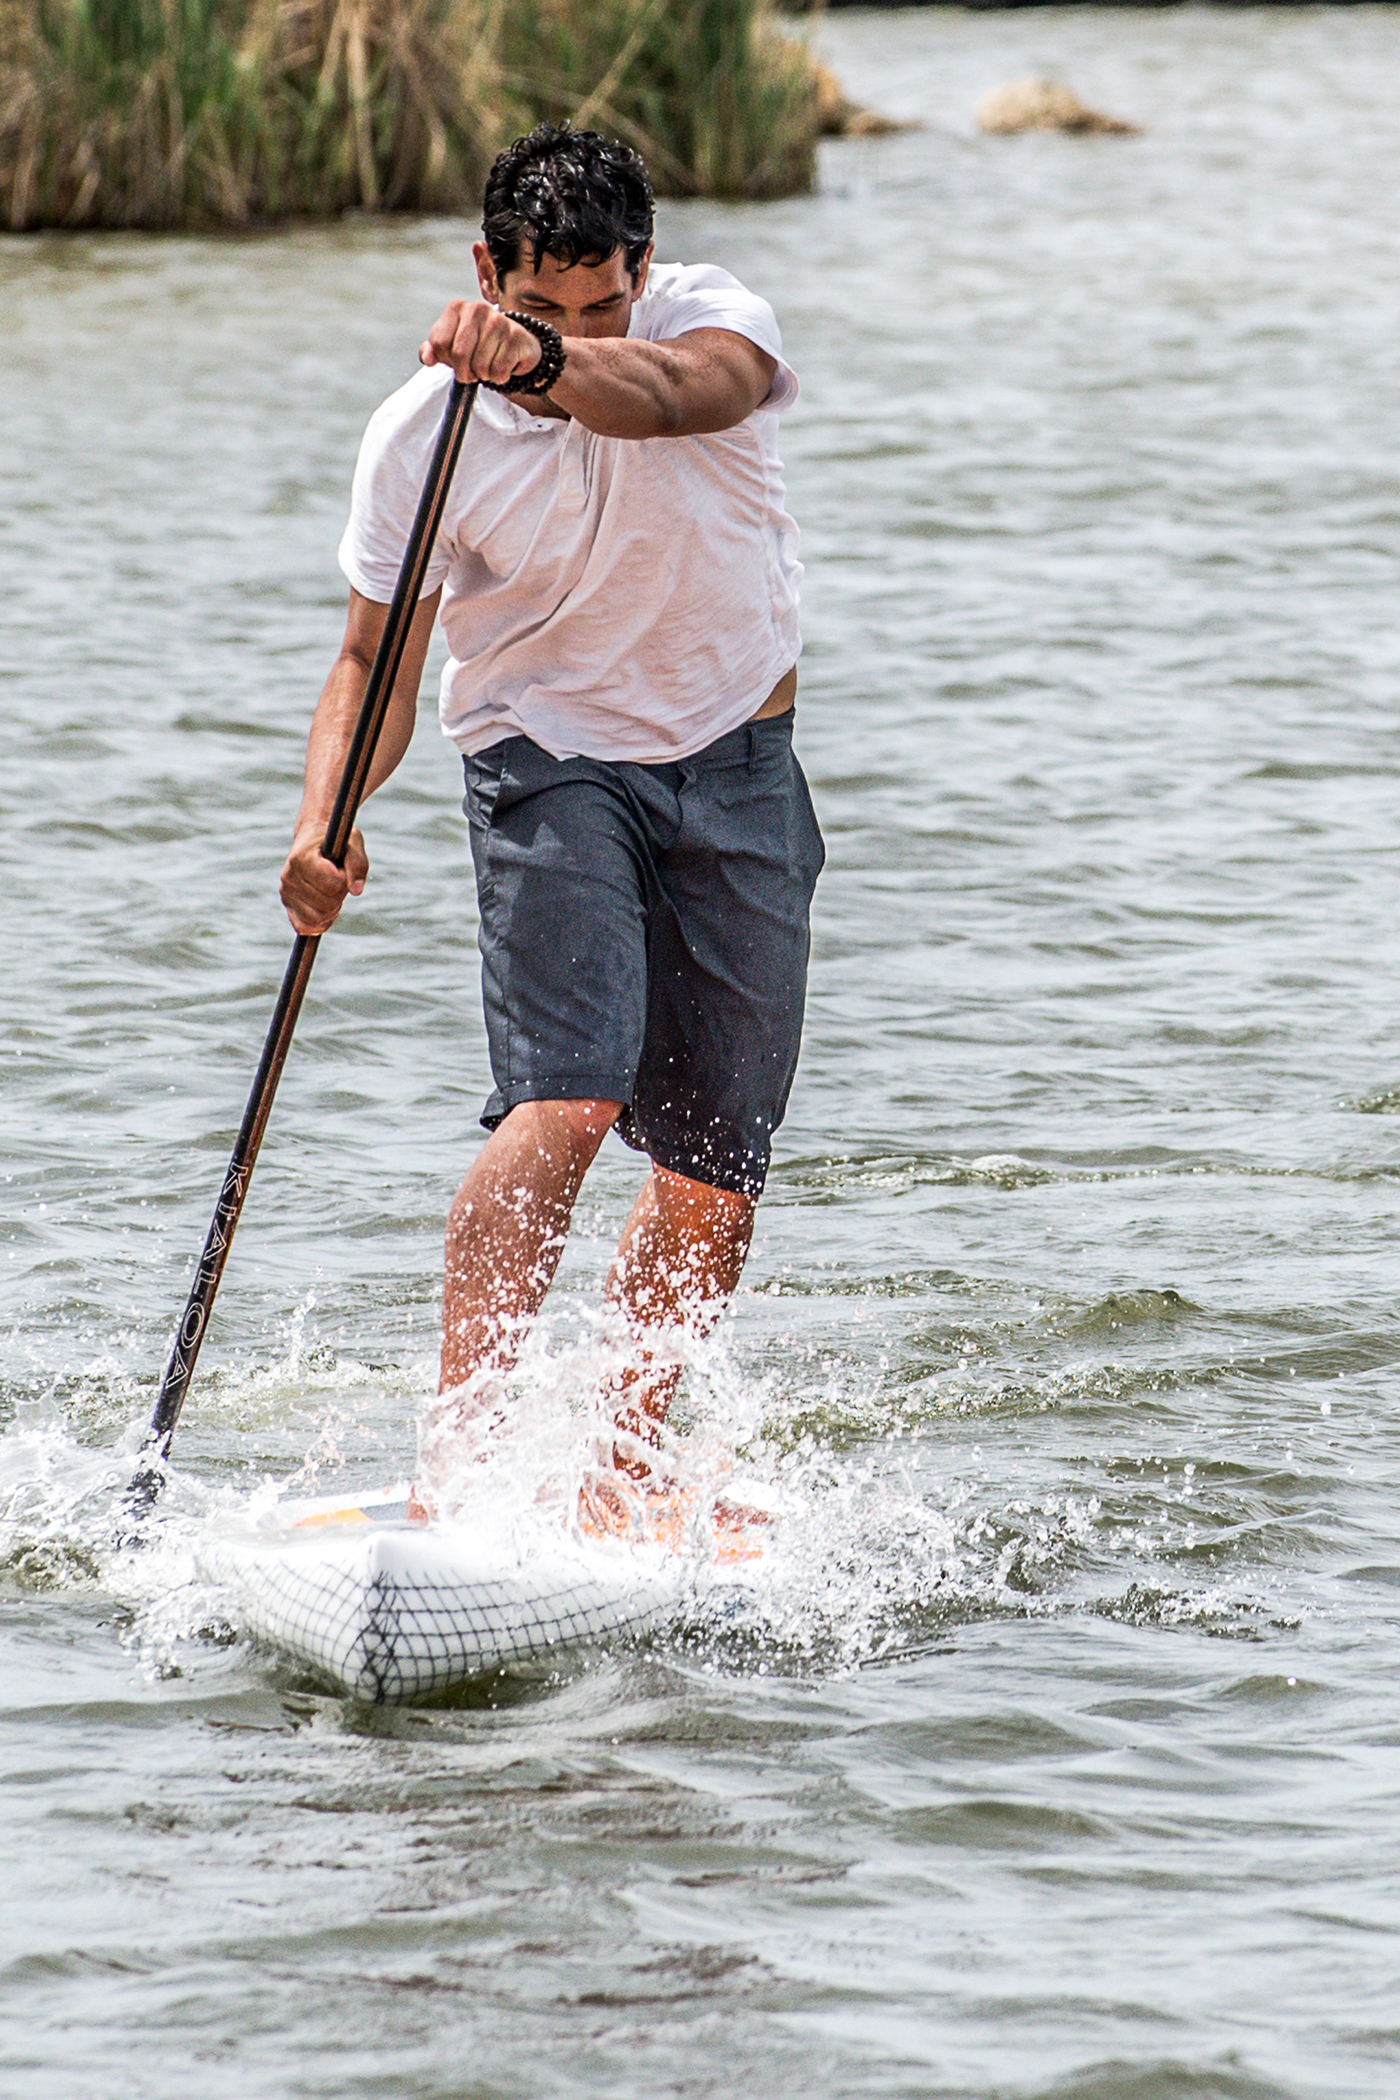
[
  {"x1": 0, "y1": 1291, "x2": 1284, "y2": 1695},
  {"x1": 0, "y1": 1399, "x2": 126, "y2": 1591}
]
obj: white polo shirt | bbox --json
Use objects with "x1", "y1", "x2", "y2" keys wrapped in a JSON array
[{"x1": 338, "y1": 261, "x2": 802, "y2": 764}]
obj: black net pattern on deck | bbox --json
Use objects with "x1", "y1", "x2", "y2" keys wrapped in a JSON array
[{"x1": 201, "y1": 1528, "x2": 676, "y2": 1703}]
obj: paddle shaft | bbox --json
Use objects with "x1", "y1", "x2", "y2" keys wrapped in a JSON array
[{"x1": 130, "y1": 379, "x2": 477, "y2": 1494}]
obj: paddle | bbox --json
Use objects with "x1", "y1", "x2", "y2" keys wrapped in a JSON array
[{"x1": 123, "y1": 378, "x2": 478, "y2": 1518}]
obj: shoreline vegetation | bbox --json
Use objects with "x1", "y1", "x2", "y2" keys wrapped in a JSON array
[{"x1": 0, "y1": 0, "x2": 830, "y2": 231}]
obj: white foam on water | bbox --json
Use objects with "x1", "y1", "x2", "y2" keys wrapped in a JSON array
[
  {"x1": 0, "y1": 1399, "x2": 224, "y2": 1683},
  {"x1": 0, "y1": 1293, "x2": 1273, "y2": 1696}
]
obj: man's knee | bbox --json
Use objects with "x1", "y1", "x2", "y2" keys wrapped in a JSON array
[
  {"x1": 651, "y1": 1163, "x2": 756, "y2": 1239},
  {"x1": 501, "y1": 1096, "x2": 624, "y2": 1165}
]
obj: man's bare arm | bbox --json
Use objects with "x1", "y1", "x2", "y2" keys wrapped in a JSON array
[
  {"x1": 547, "y1": 328, "x2": 777, "y2": 438},
  {"x1": 420, "y1": 303, "x2": 776, "y2": 439},
  {"x1": 280, "y1": 585, "x2": 441, "y2": 936}
]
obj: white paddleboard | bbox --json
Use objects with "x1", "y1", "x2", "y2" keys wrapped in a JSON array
[{"x1": 198, "y1": 1479, "x2": 761, "y2": 1702}]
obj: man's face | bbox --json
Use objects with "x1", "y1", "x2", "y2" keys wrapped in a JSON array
[{"x1": 473, "y1": 240, "x2": 652, "y2": 338}]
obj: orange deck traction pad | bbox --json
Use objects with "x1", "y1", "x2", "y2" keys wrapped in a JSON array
[{"x1": 292, "y1": 1481, "x2": 765, "y2": 1564}]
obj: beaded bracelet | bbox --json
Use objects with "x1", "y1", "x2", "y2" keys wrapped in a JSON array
[{"x1": 482, "y1": 312, "x2": 567, "y2": 397}]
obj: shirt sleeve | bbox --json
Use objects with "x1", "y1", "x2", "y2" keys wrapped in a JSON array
[
  {"x1": 637, "y1": 263, "x2": 799, "y2": 413},
  {"x1": 337, "y1": 365, "x2": 458, "y2": 605}
]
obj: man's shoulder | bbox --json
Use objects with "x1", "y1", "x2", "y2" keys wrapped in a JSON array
[
  {"x1": 357, "y1": 361, "x2": 526, "y2": 477},
  {"x1": 642, "y1": 259, "x2": 753, "y2": 303},
  {"x1": 363, "y1": 360, "x2": 454, "y2": 442},
  {"x1": 635, "y1": 260, "x2": 795, "y2": 416},
  {"x1": 634, "y1": 260, "x2": 779, "y2": 343}
]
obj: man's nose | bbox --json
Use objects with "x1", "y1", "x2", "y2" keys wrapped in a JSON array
[{"x1": 564, "y1": 314, "x2": 622, "y2": 338}]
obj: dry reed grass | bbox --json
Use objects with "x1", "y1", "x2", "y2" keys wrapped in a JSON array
[
  {"x1": 499, "y1": 0, "x2": 817, "y2": 202},
  {"x1": 0, "y1": 0, "x2": 818, "y2": 229}
]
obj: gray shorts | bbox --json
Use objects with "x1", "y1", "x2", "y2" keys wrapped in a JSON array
[{"x1": 462, "y1": 710, "x2": 824, "y2": 1197}]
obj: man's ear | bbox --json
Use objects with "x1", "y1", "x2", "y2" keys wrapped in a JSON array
[
  {"x1": 473, "y1": 240, "x2": 500, "y2": 306},
  {"x1": 631, "y1": 242, "x2": 654, "y2": 298}
]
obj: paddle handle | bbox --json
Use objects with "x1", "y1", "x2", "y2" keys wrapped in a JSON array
[{"x1": 129, "y1": 379, "x2": 477, "y2": 1498}]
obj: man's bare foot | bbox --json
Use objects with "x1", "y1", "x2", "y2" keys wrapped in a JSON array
[{"x1": 576, "y1": 1464, "x2": 768, "y2": 1562}]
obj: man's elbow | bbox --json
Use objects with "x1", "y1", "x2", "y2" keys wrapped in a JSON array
[
  {"x1": 340, "y1": 638, "x2": 379, "y2": 679},
  {"x1": 646, "y1": 343, "x2": 759, "y2": 437},
  {"x1": 657, "y1": 378, "x2": 769, "y2": 438},
  {"x1": 669, "y1": 349, "x2": 774, "y2": 436},
  {"x1": 652, "y1": 389, "x2": 698, "y2": 438},
  {"x1": 636, "y1": 353, "x2": 698, "y2": 438}
]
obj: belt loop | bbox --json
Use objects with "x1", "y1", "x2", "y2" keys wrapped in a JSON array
[{"x1": 747, "y1": 721, "x2": 759, "y2": 769}]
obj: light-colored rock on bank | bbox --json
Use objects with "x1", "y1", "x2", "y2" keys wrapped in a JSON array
[
  {"x1": 976, "y1": 78, "x2": 1140, "y2": 137},
  {"x1": 815, "y1": 61, "x2": 909, "y2": 139}
]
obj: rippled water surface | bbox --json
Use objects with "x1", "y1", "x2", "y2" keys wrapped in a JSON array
[{"x1": 7, "y1": 8, "x2": 1400, "y2": 2095}]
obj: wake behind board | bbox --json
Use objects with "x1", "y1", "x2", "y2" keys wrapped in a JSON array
[{"x1": 198, "y1": 1480, "x2": 758, "y2": 1703}]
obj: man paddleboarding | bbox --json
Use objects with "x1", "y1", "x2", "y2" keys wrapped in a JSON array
[{"x1": 279, "y1": 125, "x2": 822, "y2": 1509}]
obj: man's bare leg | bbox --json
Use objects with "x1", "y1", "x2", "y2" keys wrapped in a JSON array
[
  {"x1": 414, "y1": 1099, "x2": 621, "y2": 1516},
  {"x1": 603, "y1": 1165, "x2": 756, "y2": 1476},
  {"x1": 439, "y1": 1098, "x2": 622, "y2": 1394}
]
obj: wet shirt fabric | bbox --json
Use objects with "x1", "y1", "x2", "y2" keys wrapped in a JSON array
[
  {"x1": 338, "y1": 261, "x2": 803, "y2": 765},
  {"x1": 463, "y1": 713, "x2": 824, "y2": 1196}
]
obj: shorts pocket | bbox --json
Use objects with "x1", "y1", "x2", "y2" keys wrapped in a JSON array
[{"x1": 462, "y1": 745, "x2": 507, "y2": 825}]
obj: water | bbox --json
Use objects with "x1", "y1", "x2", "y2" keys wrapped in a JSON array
[{"x1": 5, "y1": 5, "x2": 1400, "y2": 2093}]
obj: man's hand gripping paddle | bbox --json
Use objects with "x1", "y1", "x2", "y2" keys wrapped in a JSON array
[{"x1": 122, "y1": 381, "x2": 477, "y2": 1524}]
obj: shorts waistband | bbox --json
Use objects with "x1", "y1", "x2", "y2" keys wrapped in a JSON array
[
  {"x1": 670, "y1": 705, "x2": 794, "y2": 773},
  {"x1": 465, "y1": 707, "x2": 795, "y2": 783}
]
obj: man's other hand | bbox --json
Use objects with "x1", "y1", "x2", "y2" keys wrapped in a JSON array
[
  {"x1": 420, "y1": 302, "x2": 543, "y2": 391},
  {"x1": 280, "y1": 823, "x2": 368, "y2": 936}
]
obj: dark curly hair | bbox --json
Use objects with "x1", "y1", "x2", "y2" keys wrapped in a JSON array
[{"x1": 481, "y1": 124, "x2": 655, "y2": 284}]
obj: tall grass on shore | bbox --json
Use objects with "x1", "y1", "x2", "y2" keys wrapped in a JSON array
[
  {"x1": 0, "y1": 0, "x2": 818, "y2": 231},
  {"x1": 499, "y1": 0, "x2": 816, "y2": 202},
  {"x1": 1, "y1": 0, "x2": 505, "y2": 229}
]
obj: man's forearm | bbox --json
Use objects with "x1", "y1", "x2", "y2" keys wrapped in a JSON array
[
  {"x1": 545, "y1": 336, "x2": 708, "y2": 439},
  {"x1": 294, "y1": 587, "x2": 438, "y2": 841},
  {"x1": 547, "y1": 330, "x2": 775, "y2": 440},
  {"x1": 293, "y1": 648, "x2": 409, "y2": 840},
  {"x1": 420, "y1": 300, "x2": 775, "y2": 440},
  {"x1": 280, "y1": 587, "x2": 438, "y2": 935}
]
